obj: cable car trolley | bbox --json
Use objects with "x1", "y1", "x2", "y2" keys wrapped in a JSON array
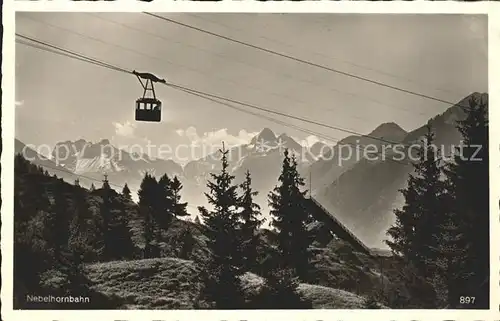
[{"x1": 133, "y1": 70, "x2": 166, "y2": 122}]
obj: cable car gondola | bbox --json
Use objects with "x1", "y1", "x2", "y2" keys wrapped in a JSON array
[{"x1": 133, "y1": 70, "x2": 166, "y2": 122}]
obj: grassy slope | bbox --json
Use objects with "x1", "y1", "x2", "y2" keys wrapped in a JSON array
[{"x1": 86, "y1": 257, "x2": 372, "y2": 309}]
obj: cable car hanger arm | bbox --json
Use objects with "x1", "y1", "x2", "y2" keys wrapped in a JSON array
[{"x1": 132, "y1": 70, "x2": 167, "y2": 84}]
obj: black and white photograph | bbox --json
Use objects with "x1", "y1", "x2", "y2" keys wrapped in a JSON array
[{"x1": 11, "y1": 12, "x2": 491, "y2": 311}]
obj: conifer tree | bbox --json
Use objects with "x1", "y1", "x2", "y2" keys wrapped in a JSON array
[
  {"x1": 194, "y1": 215, "x2": 202, "y2": 225},
  {"x1": 198, "y1": 144, "x2": 245, "y2": 309},
  {"x1": 122, "y1": 183, "x2": 132, "y2": 201},
  {"x1": 239, "y1": 170, "x2": 264, "y2": 271},
  {"x1": 442, "y1": 95, "x2": 489, "y2": 308},
  {"x1": 386, "y1": 125, "x2": 446, "y2": 308},
  {"x1": 13, "y1": 156, "x2": 52, "y2": 307},
  {"x1": 171, "y1": 176, "x2": 189, "y2": 218},
  {"x1": 62, "y1": 215, "x2": 94, "y2": 298},
  {"x1": 69, "y1": 183, "x2": 95, "y2": 261},
  {"x1": 269, "y1": 149, "x2": 312, "y2": 281},
  {"x1": 157, "y1": 174, "x2": 173, "y2": 226},
  {"x1": 138, "y1": 173, "x2": 160, "y2": 258},
  {"x1": 98, "y1": 175, "x2": 113, "y2": 260},
  {"x1": 95, "y1": 175, "x2": 134, "y2": 260},
  {"x1": 249, "y1": 255, "x2": 311, "y2": 309},
  {"x1": 47, "y1": 179, "x2": 72, "y2": 265},
  {"x1": 90, "y1": 183, "x2": 96, "y2": 192},
  {"x1": 179, "y1": 225, "x2": 196, "y2": 260}
]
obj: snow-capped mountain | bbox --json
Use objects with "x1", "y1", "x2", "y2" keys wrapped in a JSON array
[
  {"x1": 50, "y1": 138, "x2": 183, "y2": 190},
  {"x1": 182, "y1": 128, "x2": 322, "y2": 211}
]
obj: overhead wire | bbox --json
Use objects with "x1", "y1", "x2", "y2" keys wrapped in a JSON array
[
  {"x1": 19, "y1": 33, "x2": 400, "y2": 165},
  {"x1": 16, "y1": 33, "x2": 455, "y2": 168},
  {"x1": 82, "y1": 12, "x2": 435, "y2": 119},
  {"x1": 16, "y1": 35, "x2": 343, "y2": 144},
  {"x1": 184, "y1": 12, "x2": 462, "y2": 98},
  {"x1": 20, "y1": 14, "x2": 336, "y2": 114},
  {"x1": 144, "y1": 12, "x2": 472, "y2": 110}
]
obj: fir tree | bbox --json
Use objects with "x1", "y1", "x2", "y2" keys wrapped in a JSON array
[
  {"x1": 47, "y1": 179, "x2": 72, "y2": 265},
  {"x1": 138, "y1": 173, "x2": 160, "y2": 258},
  {"x1": 249, "y1": 259, "x2": 312, "y2": 309},
  {"x1": 170, "y1": 176, "x2": 189, "y2": 218},
  {"x1": 69, "y1": 183, "x2": 95, "y2": 261},
  {"x1": 13, "y1": 156, "x2": 52, "y2": 307},
  {"x1": 194, "y1": 215, "x2": 202, "y2": 225},
  {"x1": 95, "y1": 175, "x2": 133, "y2": 260},
  {"x1": 198, "y1": 144, "x2": 245, "y2": 309},
  {"x1": 122, "y1": 183, "x2": 132, "y2": 201},
  {"x1": 179, "y1": 225, "x2": 196, "y2": 259},
  {"x1": 238, "y1": 170, "x2": 264, "y2": 271},
  {"x1": 62, "y1": 216, "x2": 94, "y2": 298},
  {"x1": 97, "y1": 175, "x2": 113, "y2": 260},
  {"x1": 442, "y1": 95, "x2": 489, "y2": 308},
  {"x1": 386, "y1": 125, "x2": 446, "y2": 308},
  {"x1": 89, "y1": 183, "x2": 96, "y2": 192},
  {"x1": 157, "y1": 174, "x2": 173, "y2": 224},
  {"x1": 268, "y1": 149, "x2": 312, "y2": 281}
]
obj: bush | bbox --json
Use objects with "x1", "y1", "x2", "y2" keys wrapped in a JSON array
[{"x1": 248, "y1": 268, "x2": 312, "y2": 309}]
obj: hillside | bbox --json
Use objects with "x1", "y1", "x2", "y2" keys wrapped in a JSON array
[
  {"x1": 14, "y1": 155, "x2": 395, "y2": 309},
  {"x1": 85, "y1": 257, "x2": 380, "y2": 309},
  {"x1": 314, "y1": 92, "x2": 489, "y2": 249}
]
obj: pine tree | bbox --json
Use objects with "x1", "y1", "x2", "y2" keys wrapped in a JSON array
[
  {"x1": 386, "y1": 125, "x2": 446, "y2": 308},
  {"x1": 89, "y1": 183, "x2": 96, "y2": 192},
  {"x1": 249, "y1": 258, "x2": 312, "y2": 309},
  {"x1": 138, "y1": 173, "x2": 160, "y2": 258},
  {"x1": 69, "y1": 183, "x2": 95, "y2": 261},
  {"x1": 170, "y1": 176, "x2": 189, "y2": 218},
  {"x1": 13, "y1": 156, "x2": 52, "y2": 307},
  {"x1": 62, "y1": 215, "x2": 94, "y2": 299},
  {"x1": 194, "y1": 215, "x2": 202, "y2": 225},
  {"x1": 442, "y1": 95, "x2": 489, "y2": 308},
  {"x1": 47, "y1": 179, "x2": 72, "y2": 265},
  {"x1": 122, "y1": 183, "x2": 132, "y2": 201},
  {"x1": 98, "y1": 175, "x2": 113, "y2": 260},
  {"x1": 179, "y1": 225, "x2": 196, "y2": 259},
  {"x1": 239, "y1": 170, "x2": 264, "y2": 271},
  {"x1": 198, "y1": 144, "x2": 245, "y2": 309},
  {"x1": 157, "y1": 174, "x2": 173, "y2": 221},
  {"x1": 269, "y1": 149, "x2": 312, "y2": 281},
  {"x1": 94, "y1": 175, "x2": 136, "y2": 260}
]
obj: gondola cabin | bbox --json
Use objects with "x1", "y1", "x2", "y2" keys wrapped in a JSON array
[
  {"x1": 136, "y1": 97, "x2": 161, "y2": 122},
  {"x1": 132, "y1": 70, "x2": 166, "y2": 123}
]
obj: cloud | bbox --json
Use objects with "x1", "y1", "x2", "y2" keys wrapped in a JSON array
[
  {"x1": 293, "y1": 135, "x2": 320, "y2": 147},
  {"x1": 177, "y1": 126, "x2": 258, "y2": 149},
  {"x1": 293, "y1": 135, "x2": 335, "y2": 148},
  {"x1": 113, "y1": 121, "x2": 137, "y2": 137}
]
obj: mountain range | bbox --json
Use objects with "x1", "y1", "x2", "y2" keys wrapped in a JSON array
[{"x1": 14, "y1": 92, "x2": 488, "y2": 249}]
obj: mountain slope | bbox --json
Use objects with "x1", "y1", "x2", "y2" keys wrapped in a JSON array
[
  {"x1": 304, "y1": 122, "x2": 408, "y2": 195},
  {"x1": 50, "y1": 139, "x2": 183, "y2": 192},
  {"x1": 314, "y1": 92, "x2": 488, "y2": 249},
  {"x1": 85, "y1": 257, "x2": 375, "y2": 309},
  {"x1": 183, "y1": 128, "x2": 315, "y2": 212},
  {"x1": 14, "y1": 138, "x2": 79, "y2": 183}
]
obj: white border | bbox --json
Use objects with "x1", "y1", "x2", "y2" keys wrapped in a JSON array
[{"x1": 2, "y1": 2, "x2": 500, "y2": 321}]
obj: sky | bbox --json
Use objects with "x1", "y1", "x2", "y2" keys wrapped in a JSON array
[{"x1": 15, "y1": 13, "x2": 488, "y2": 163}]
